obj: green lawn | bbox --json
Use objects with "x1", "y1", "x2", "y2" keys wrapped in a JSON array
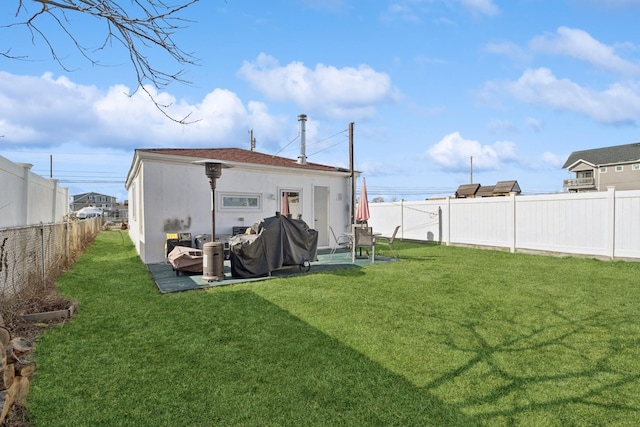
[{"x1": 27, "y1": 231, "x2": 640, "y2": 426}]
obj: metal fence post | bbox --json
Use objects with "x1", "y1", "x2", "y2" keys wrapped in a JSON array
[{"x1": 40, "y1": 222, "x2": 46, "y2": 287}]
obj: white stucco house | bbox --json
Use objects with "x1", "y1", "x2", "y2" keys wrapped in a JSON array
[{"x1": 125, "y1": 147, "x2": 357, "y2": 264}]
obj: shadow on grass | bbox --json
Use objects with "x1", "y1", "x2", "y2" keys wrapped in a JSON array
[
  {"x1": 415, "y1": 304, "x2": 640, "y2": 424},
  {"x1": 29, "y1": 289, "x2": 478, "y2": 426}
]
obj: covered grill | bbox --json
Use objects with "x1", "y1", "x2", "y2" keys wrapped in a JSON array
[{"x1": 229, "y1": 214, "x2": 318, "y2": 278}]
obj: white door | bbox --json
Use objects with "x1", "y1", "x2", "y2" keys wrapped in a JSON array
[{"x1": 313, "y1": 186, "x2": 329, "y2": 247}]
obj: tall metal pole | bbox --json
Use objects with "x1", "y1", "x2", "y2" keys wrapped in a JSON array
[
  {"x1": 349, "y1": 122, "x2": 355, "y2": 225},
  {"x1": 297, "y1": 114, "x2": 308, "y2": 165},
  {"x1": 205, "y1": 163, "x2": 222, "y2": 239},
  {"x1": 470, "y1": 156, "x2": 473, "y2": 184}
]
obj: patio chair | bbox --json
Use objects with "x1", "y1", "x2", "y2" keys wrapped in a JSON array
[
  {"x1": 329, "y1": 226, "x2": 352, "y2": 258},
  {"x1": 352, "y1": 225, "x2": 375, "y2": 264},
  {"x1": 376, "y1": 225, "x2": 400, "y2": 260}
]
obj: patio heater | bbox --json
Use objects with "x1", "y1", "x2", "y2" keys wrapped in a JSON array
[{"x1": 202, "y1": 162, "x2": 225, "y2": 282}]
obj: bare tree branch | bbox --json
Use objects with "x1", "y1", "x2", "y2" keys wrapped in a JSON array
[{"x1": 3, "y1": 1, "x2": 202, "y2": 123}]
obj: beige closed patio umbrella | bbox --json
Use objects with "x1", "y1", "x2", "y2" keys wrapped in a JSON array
[
  {"x1": 282, "y1": 192, "x2": 290, "y2": 216},
  {"x1": 355, "y1": 178, "x2": 370, "y2": 223}
]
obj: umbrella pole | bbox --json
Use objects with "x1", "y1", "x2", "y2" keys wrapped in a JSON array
[{"x1": 349, "y1": 122, "x2": 355, "y2": 225}]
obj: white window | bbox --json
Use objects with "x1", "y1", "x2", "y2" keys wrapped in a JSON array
[
  {"x1": 615, "y1": 165, "x2": 623, "y2": 172},
  {"x1": 220, "y1": 193, "x2": 261, "y2": 210},
  {"x1": 633, "y1": 164, "x2": 640, "y2": 171},
  {"x1": 600, "y1": 167, "x2": 607, "y2": 173},
  {"x1": 280, "y1": 190, "x2": 302, "y2": 218}
]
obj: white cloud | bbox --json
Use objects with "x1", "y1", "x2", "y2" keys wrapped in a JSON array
[
  {"x1": 487, "y1": 67, "x2": 640, "y2": 125},
  {"x1": 542, "y1": 152, "x2": 566, "y2": 168},
  {"x1": 487, "y1": 119, "x2": 519, "y2": 134},
  {"x1": 386, "y1": 2, "x2": 421, "y2": 23},
  {"x1": 484, "y1": 41, "x2": 531, "y2": 62},
  {"x1": 529, "y1": 27, "x2": 640, "y2": 76},
  {"x1": 524, "y1": 117, "x2": 544, "y2": 133},
  {"x1": 237, "y1": 53, "x2": 401, "y2": 120},
  {"x1": 384, "y1": 0, "x2": 498, "y2": 22},
  {"x1": 459, "y1": 0, "x2": 499, "y2": 16},
  {"x1": 426, "y1": 131, "x2": 517, "y2": 172},
  {"x1": 0, "y1": 71, "x2": 288, "y2": 151}
]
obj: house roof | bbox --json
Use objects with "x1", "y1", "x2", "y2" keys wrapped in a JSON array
[
  {"x1": 562, "y1": 142, "x2": 640, "y2": 169},
  {"x1": 73, "y1": 192, "x2": 114, "y2": 201},
  {"x1": 455, "y1": 183, "x2": 480, "y2": 197},
  {"x1": 476, "y1": 185, "x2": 495, "y2": 197},
  {"x1": 494, "y1": 180, "x2": 521, "y2": 194},
  {"x1": 456, "y1": 181, "x2": 521, "y2": 198},
  {"x1": 136, "y1": 148, "x2": 350, "y2": 173}
]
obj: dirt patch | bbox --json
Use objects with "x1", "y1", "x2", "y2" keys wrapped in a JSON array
[
  {"x1": 2, "y1": 286, "x2": 75, "y2": 344},
  {"x1": 1, "y1": 285, "x2": 73, "y2": 427}
]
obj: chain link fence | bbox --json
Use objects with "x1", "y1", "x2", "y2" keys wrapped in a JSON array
[{"x1": 0, "y1": 218, "x2": 101, "y2": 299}]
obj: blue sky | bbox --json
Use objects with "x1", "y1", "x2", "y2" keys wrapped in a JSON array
[{"x1": 2, "y1": 0, "x2": 640, "y2": 202}]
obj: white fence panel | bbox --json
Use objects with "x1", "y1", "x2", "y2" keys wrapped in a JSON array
[
  {"x1": 401, "y1": 201, "x2": 441, "y2": 242},
  {"x1": 615, "y1": 190, "x2": 640, "y2": 259},
  {"x1": 516, "y1": 192, "x2": 610, "y2": 257},
  {"x1": 367, "y1": 202, "x2": 401, "y2": 237},
  {"x1": 368, "y1": 201, "x2": 442, "y2": 242},
  {"x1": 0, "y1": 155, "x2": 69, "y2": 228},
  {"x1": 450, "y1": 196, "x2": 513, "y2": 248}
]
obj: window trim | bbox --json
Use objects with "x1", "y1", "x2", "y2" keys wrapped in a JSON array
[
  {"x1": 615, "y1": 165, "x2": 624, "y2": 172},
  {"x1": 600, "y1": 167, "x2": 607, "y2": 173},
  {"x1": 633, "y1": 164, "x2": 640, "y2": 171},
  {"x1": 219, "y1": 192, "x2": 262, "y2": 210},
  {"x1": 279, "y1": 188, "x2": 303, "y2": 217}
]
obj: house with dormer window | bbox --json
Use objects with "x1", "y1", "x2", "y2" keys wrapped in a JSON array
[{"x1": 562, "y1": 143, "x2": 640, "y2": 192}]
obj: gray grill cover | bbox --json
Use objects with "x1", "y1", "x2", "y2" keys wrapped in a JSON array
[{"x1": 229, "y1": 215, "x2": 318, "y2": 278}]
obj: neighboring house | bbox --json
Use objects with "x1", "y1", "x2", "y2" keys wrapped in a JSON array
[
  {"x1": 125, "y1": 148, "x2": 356, "y2": 264},
  {"x1": 563, "y1": 142, "x2": 640, "y2": 192},
  {"x1": 454, "y1": 181, "x2": 521, "y2": 198},
  {"x1": 71, "y1": 192, "x2": 118, "y2": 214}
]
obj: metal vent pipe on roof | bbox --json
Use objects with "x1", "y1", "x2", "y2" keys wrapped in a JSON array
[{"x1": 297, "y1": 114, "x2": 307, "y2": 165}]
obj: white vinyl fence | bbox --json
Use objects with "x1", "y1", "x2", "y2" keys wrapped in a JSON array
[
  {"x1": 368, "y1": 187, "x2": 640, "y2": 261},
  {"x1": 0, "y1": 155, "x2": 69, "y2": 228}
]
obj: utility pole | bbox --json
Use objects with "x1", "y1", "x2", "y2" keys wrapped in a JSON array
[
  {"x1": 470, "y1": 155, "x2": 473, "y2": 184},
  {"x1": 349, "y1": 122, "x2": 355, "y2": 225}
]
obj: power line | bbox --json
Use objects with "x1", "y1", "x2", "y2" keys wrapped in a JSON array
[
  {"x1": 59, "y1": 180, "x2": 126, "y2": 184},
  {"x1": 278, "y1": 128, "x2": 349, "y2": 158}
]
